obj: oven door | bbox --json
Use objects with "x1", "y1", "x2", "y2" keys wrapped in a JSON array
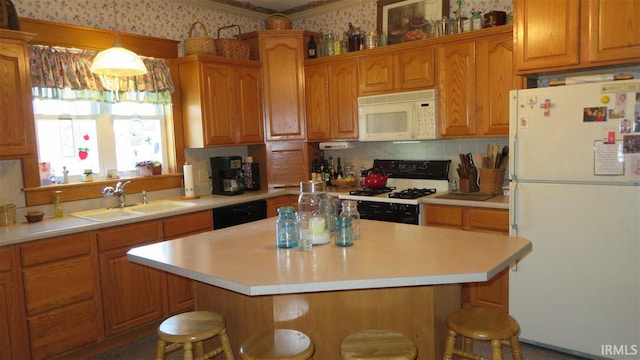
[{"x1": 357, "y1": 201, "x2": 420, "y2": 225}]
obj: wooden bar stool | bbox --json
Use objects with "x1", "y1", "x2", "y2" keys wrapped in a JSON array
[
  {"x1": 156, "y1": 311, "x2": 235, "y2": 360},
  {"x1": 443, "y1": 307, "x2": 523, "y2": 360},
  {"x1": 340, "y1": 329, "x2": 417, "y2": 360},
  {"x1": 239, "y1": 329, "x2": 315, "y2": 360}
]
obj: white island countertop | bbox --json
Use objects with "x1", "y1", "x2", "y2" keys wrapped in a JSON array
[{"x1": 127, "y1": 218, "x2": 531, "y2": 296}]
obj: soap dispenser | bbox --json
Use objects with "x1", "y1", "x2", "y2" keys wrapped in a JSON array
[{"x1": 54, "y1": 191, "x2": 63, "y2": 217}]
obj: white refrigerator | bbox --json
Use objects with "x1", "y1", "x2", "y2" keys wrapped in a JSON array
[{"x1": 509, "y1": 80, "x2": 640, "y2": 359}]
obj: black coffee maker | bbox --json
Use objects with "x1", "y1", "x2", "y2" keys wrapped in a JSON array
[{"x1": 211, "y1": 156, "x2": 244, "y2": 195}]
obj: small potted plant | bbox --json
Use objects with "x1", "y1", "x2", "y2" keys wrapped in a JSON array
[{"x1": 136, "y1": 161, "x2": 162, "y2": 176}]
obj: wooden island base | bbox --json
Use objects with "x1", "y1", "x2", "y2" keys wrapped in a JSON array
[{"x1": 195, "y1": 282, "x2": 461, "y2": 360}]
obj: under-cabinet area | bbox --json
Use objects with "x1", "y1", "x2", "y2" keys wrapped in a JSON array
[{"x1": 4, "y1": 210, "x2": 212, "y2": 360}]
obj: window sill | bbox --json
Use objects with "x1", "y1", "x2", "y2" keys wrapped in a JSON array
[{"x1": 22, "y1": 173, "x2": 183, "y2": 206}]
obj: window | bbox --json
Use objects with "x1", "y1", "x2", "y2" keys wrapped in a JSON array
[{"x1": 33, "y1": 97, "x2": 169, "y2": 184}]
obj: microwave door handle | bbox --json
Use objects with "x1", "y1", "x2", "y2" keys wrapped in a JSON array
[{"x1": 410, "y1": 104, "x2": 416, "y2": 139}]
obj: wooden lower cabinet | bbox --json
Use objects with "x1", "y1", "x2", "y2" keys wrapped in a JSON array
[
  {"x1": 266, "y1": 195, "x2": 299, "y2": 217},
  {"x1": 19, "y1": 233, "x2": 101, "y2": 360},
  {"x1": 423, "y1": 204, "x2": 510, "y2": 312},
  {"x1": 0, "y1": 246, "x2": 29, "y2": 360}
]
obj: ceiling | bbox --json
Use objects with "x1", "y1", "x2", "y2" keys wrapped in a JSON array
[{"x1": 181, "y1": 0, "x2": 352, "y2": 16}]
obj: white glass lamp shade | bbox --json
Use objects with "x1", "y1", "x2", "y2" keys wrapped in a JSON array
[{"x1": 90, "y1": 46, "x2": 148, "y2": 77}]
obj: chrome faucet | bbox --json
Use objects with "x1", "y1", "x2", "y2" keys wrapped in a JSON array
[{"x1": 102, "y1": 180, "x2": 132, "y2": 208}]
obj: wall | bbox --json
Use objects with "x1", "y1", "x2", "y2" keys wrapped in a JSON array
[{"x1": 1, "y1": 0, "x2": 512, "y2": 217}]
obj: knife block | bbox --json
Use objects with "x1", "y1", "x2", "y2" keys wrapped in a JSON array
[
  {"x1": 459, "y1": 178, "x2": 479, "y2": 193},
  {"x1": 479, "y1": 168, "x2": 506, "y2": 195}
]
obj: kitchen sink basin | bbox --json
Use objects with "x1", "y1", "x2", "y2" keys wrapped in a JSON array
[
  {"x1": 70, "y1": 200, "x2": 198, "y2": 221},
  {"x1": 70, "y1": 208, "x2": 144, "y2": 221}
]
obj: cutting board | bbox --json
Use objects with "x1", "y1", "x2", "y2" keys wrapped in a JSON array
[{"x1": 435, "y1": 193, "x2": 495, "y2": 201}]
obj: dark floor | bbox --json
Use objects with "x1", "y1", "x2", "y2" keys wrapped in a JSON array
[{"x1": 89, "y1": 333, "x2": 591, "y2": 360}]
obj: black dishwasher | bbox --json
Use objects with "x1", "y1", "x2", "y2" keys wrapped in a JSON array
[{"x1": 213, "y1": 199, "x2": 267, "y2": 229}]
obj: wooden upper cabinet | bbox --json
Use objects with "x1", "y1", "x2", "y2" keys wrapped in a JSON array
[
  {"x1": 515, "y1": 0, "x2": 640, "y2": 74},
  {"x1": 0, "y1": 30, "x2": 37, "y2": 158},
  {"x1": 581, "y1": 0, "x2": 640, "y2": 64},
  {"x1": 304, "y1": 64, "x2": 331, "y2": 140},
  {"x1": 329, "y1": 59, "x2": 359, "y2": 140},
  {"x1": 178, "y1": 55, "x2": 264, "y2": 147},
  {"x1": 358, "y1": 53, "x2": 395, "y2": 95},
  {"x1": 438, "y1": 40, "x2": 477, "y2": 137},
  {"x1": 395, "y1": 46, "x2": 436, "y2": 90}
]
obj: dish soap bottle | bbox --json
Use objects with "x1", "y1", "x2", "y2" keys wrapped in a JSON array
[{"x1": 54, "y1": 191, "x2": 63, "y2": 217}]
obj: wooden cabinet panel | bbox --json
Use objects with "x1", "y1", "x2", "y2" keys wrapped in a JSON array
[
  {"x1": 97, "y1": 221, "x2": 165, "y2": 336},
  {"x1": 0, "y1": 30, "x2": 36, "y2": 158},
  {"x1": 358, "y1": 53, "x2": 395, "y2": 95},
  {"x1": 424, "y1": 204, "x2": 510, "y2": 313},
  {"x1": 200, "y1": 62, "x2": 236, "y2": 145},
  {"x1": 438, "y1": 41, "x2": 476, "y2": 137},
  {"x1": 514, "y1": 0, "x2": 580, "y2": 72},
  {"x1": 267, "y1": 195, "x2": 298, "y2": 217},
  {"x1": 163, "y1": 210, "x2": 213, "y2": 239},
  {"x1": 20, "y1": 232, "x2": 90, "y2": 267},
  {"x1": 396, "y1": 46, "x2": 436, "y2": 90},
  {"x1": 581, "y1": 0, "x2": 640, "y2": 63},
  {"x1": 330, "y1": 59, "x2": 359, "y2": 140},
  {"x1": 304, "y1": 64, "x2": 331, "y2": 140},
  {"x1": 235, "y1": 66, "x2": 265, "y2": 144},
  {"x1": 265, "y1": 142, "x2": 313, "y2": 187},
  {"x1": 0, "y1": 247, "x2": 29, "y2": 360}
]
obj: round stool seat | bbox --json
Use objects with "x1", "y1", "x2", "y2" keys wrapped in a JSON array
[
  {"x1": 158, "y1": 311, "x2": 226, "y2": 343},
  {"x1": 239, "y1": 329, "x2": 315, "y2": 360},
  {"x1": 340, "y1": 329, "x2": 417, "y2": 360},
  {"x1": 446, "y1": 307, "x2": 520, "y2": 340}
]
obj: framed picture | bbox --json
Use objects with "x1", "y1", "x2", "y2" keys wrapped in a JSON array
[{"x1": 377, "y1": 0, "x2": 449, "y2": 45}]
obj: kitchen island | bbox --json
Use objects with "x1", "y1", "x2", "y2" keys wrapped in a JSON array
[{"x1": 127, "y1": 218, "x2": 531, "y2": 360}]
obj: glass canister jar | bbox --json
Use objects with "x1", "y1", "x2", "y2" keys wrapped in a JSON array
[
  {"x1": 298, "y1": 181, "x2": 330, "y2": 247},
  {"x1": 276, "y1": 206, "x2": 298, "y2": 248},
  {"x1": 324, "y1": 33, "x2": 335, "y2": 56},
  {"x1": 340, "y1": 200, "x2": 360, "y2": 240},
  {"x1": 471, "y1": 11, "x2": 483, "y2": 30},
  {"x1": 334, "y1": 215, "x2": 354, "y2": 247}
]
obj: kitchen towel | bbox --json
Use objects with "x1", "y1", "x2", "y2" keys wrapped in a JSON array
[{"x1": 183, "y1": 162, "x2": 195, "y2": 197}]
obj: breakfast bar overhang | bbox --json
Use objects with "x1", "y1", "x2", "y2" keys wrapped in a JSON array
[{"x1": 127, "y1": 218, "x2": 531, "y2": 359}]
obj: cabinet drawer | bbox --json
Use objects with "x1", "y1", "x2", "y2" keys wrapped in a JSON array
[
  {"x1": 97, "y1": 220, "x2": 162, "y2": 251},
  {"x1": 20, "y1": 233, "x2": 91, "y2": 267},
  {"x1": 465, "y1": 208, "x2": 509, "y2": 234},
  {"x1": 424, "y1": 205, "x2": 463, "y2": 227},
  {"x1": 27, "y1": 299, "x2": 100, "y2": 360},
  {"x1": 22, "y1": 256, "x2": 95, "y2": 315},
  {"x1": 163, "y1": 210, "x2": 213, "y2": 239}
]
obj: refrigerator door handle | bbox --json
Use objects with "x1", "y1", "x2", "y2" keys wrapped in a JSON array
[{"x1": 510, "y1": 181, "x2": 518, "y2": 234}]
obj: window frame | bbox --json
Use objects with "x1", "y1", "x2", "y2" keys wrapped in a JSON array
[{"x1": 19, "y1": 18, "x2": 184, "y2": 206}]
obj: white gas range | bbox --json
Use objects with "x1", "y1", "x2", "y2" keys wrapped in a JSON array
[{"x1": 338, "y1": 160, "x2": 451, "y2": 225}]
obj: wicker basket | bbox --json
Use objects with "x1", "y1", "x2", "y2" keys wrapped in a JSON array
[
  {"x1": 184, "y1": 22, "x2": 216, "y2": 55},
  {"x1": 479, "y1": 168, "x2": 505, "y2": 195},
  {"x1": 265, "y1": 13, "x2": 292, "y2": 30},
  {"x1": 216, "y1": 25, "x2": 250, "y2": 60}
]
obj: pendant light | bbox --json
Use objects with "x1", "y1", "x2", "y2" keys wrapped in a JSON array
[{"x1": 90, "y1": 0, "x2": 147, "y2": 77}]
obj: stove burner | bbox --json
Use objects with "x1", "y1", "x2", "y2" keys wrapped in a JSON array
[
  {"x1": 388, "y1": 188, "x2": 437, "y2": 199},
  {"x1": 349, "y1": 187, "x2": 396, "y2": 196}
]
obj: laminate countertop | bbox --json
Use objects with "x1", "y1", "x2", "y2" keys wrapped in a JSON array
[{"x1": 127, "y1": 218, "x2": 531, "y2": 296}]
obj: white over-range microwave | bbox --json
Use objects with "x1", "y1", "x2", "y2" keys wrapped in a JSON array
[{"x1": 358, "y1": 89, "x2": 438, "y2": 142}]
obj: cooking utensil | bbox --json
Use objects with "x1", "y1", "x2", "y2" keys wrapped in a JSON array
[{"x1": 363, "y1": 169, "x2": 389, "y2": 188}]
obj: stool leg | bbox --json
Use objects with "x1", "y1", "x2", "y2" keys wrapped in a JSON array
[
  {"x1": 195, "y1": 341, "x2": 204, "y2": 358},
  {"x1": 219, "y1": 328, "x2": 235, "y2": 360},
  {"x1": 443, "y1": 329, "x2": 457, "y2": 360},
  {"x1": 156, "y1": 339, "x2": 166, "y2": 360},
  {"x1": 183, "y1": 342, "x2": 194, "y2": 360},
  {"x1": 490, "y1": 339, "x2": 503, "y2": 360},
  {"x1": 463, "y1": 337, "x2": 474, "y2": 354},
  {"x1": 509, "y1": 336, "x2": 523, "y2": 360}
]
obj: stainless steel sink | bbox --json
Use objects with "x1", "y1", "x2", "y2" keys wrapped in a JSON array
[{"x1": 70, "y1": 200, "x2": 197, "y2": 221}]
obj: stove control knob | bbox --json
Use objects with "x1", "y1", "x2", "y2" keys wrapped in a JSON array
[
  {"x1": 390, "y1": 203, "x2": 398, "y2": 211},
  {"x1": 398, "y1": 204, "x2": 406, "y2": 212}
]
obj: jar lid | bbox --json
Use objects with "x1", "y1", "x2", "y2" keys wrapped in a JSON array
[{"x1": 300, "y1": 180, "x2": 325, "y2": 193}]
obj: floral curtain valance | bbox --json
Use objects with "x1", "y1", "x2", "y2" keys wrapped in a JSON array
[{"x1": 28, "y1": 45, "x2": 175, "y2": 104}]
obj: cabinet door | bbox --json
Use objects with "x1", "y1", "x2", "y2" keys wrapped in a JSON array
[
  {"x1": 267, "y1": 196, "x2": 294, "y2": 217},
  {"x1": 266, "y1": 142, "x2": 312, "y2": 187},
  {"x1": 260, "y1": 36, "x2": 306, "y2": 140},
  {"x1": 201, "y1": 62, "x2": 236, "y2": 146},
  {"x1": 581, "y1": 0, "x2": 640, "y2": 64},
  {"x1": 235, "y1": 65, "x2": 265, "y2": 144},
  {"x1": 438, "y1": 41, "x2": 477, "y2": 137},
  {"x1": 396, "y1": 46, "x2": 436, "y2": 90},
  {"x1": 304, "y1": 64, "x2": 331, "y2": 141},
  {"x1": 358, "y1": 53, "x2": 395, "y2": 95},
  {"x1": 0, "y1": 34, "x2": 36, "y2": 157},
  {"x1": 0, "y1": 247, "x2": 29, "y2": 360},
  {"x1": 514, "y1": 0, "x2": 580, "y2": 72},
  {"x1": 423, "y1": 204, "x2": 463, "y2": 228},
  {"x1": 97, "y1": 221, "x2": 166, "y2": 336},
  {"x1": 329, "y1": 59, "x2": 359, "y2": 140},
  {"x1": 476, "y1": 33, "x2": 517, "y2": 137}
]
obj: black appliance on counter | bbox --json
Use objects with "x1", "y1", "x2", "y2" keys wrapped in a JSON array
[
  {"x1": 241, "y1": 162, "x2": 261, "y2": 191},
  {"x1": 211, "y1": 156, "x2": 244, "y2": 195},
  {"x1": 212, "y1": 200, "x2": 267, "y2": 229}
]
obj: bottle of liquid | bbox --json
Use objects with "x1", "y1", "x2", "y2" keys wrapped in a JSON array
[
  {"x1": 54, "y1": 190, "x2": 63, "y2": 217},
  {"x1": 311, "y1": 151, "x2": 319, "y2": 181},
  {"x1": 471, "y1": 11, "x2": 483, "y2": 30},
  {"x1": 329, "y1": 157, "x2": 336, "y2": 179},
  {"x1": 336, "y1": 157, "x2": 343, "y2": 179},
  {"x1": 340, "y1": 200, "x2": 360, "y2": 240},
  {"x1": 276, "y1": 206, "x2": 298, "y2": 249},
  {"x1": 307, "y1": 35, "x2": 317, "y2": 59}
]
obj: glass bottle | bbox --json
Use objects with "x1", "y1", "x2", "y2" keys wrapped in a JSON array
[
  {"x1": 340, "y1": 200, "x2": 360, "y2": 240},
  {"x1": 334, "y1": 215, "x2": 353, "y2": 247},
  {"x1": 324, "y1": 33, "x2": 335, "y2": 56},
  {"x1": 54, "y1": 190, "x2": 63, "y2": 217},
  {"x1": 319, "y1": 194, "x2": 337, "y2": 238},
  {"x1": 276, "y1": 206, "x2": 298, "y2": 248},
  {"x1": 298, "y1": 181, "x2": 329, "y2": 248},
  {"x1": 471, "y1": 11, "x2": 483, "y2": 31},
  {"x1": 307, "y1": 35, "x2": 317, "y2": 59}
]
